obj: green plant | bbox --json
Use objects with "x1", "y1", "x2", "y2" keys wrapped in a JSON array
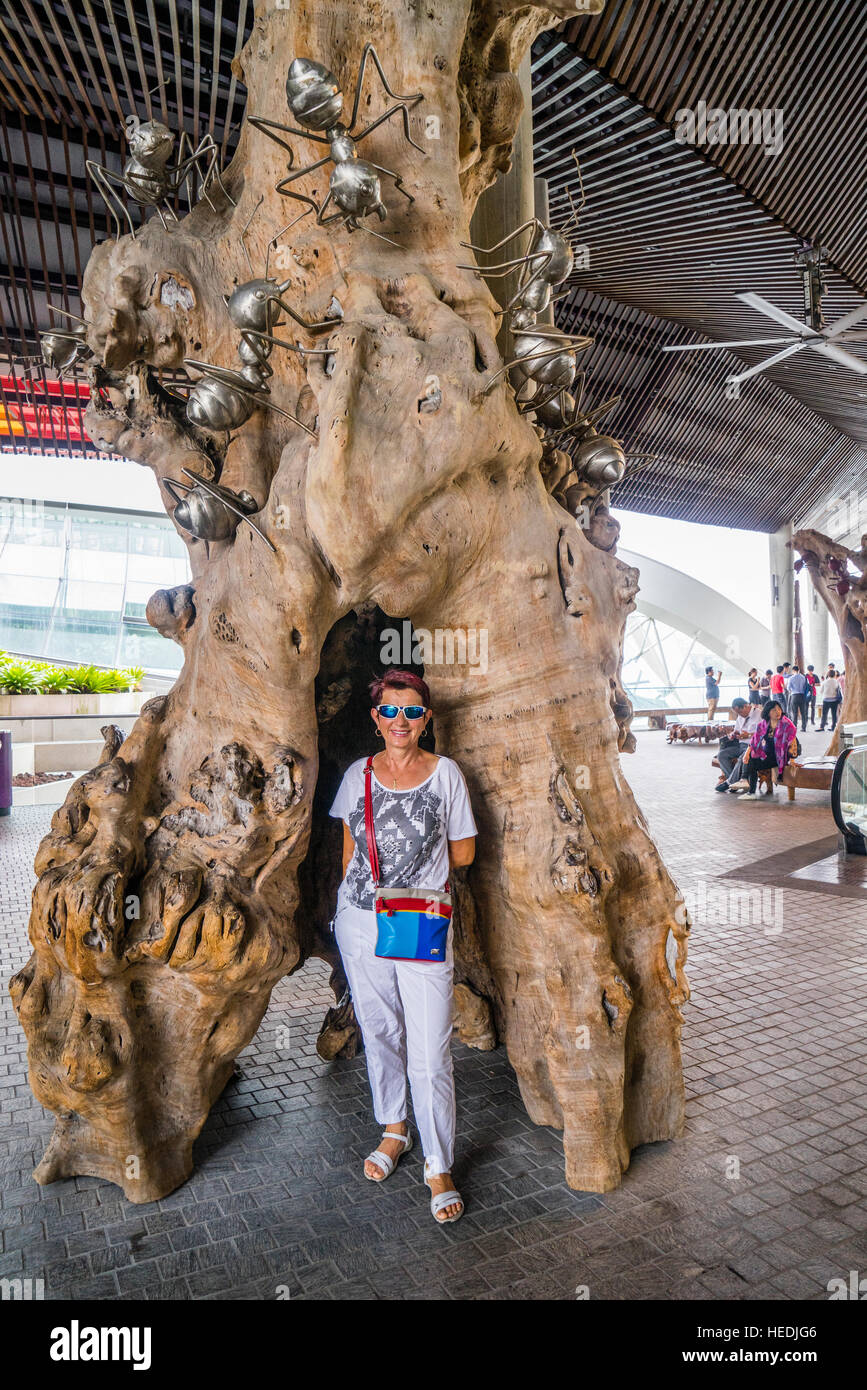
[
  {"x1": 37, "y1": 668, "x2": 73, "y2": 693},
  {"x1": 64, "y1": 664, "x2": 118, "y2": 694},
  {"x1": 0, "y1": 660, "x2": 43, "y2": 694},
  {"x1": 113, "y1": 666, "x2": 144, "y2": 691}
]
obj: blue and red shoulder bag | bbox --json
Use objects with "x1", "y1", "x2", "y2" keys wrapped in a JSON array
[{"x1": 363, "y1": 756, "x2": 452, "y2": 963}]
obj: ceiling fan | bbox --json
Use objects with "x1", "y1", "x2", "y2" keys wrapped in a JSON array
[{"x1": 662, "y1": 244, "x2": 867, "y2": 386}]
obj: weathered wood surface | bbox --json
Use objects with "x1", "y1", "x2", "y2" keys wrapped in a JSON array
[{"x1": 11, "y1": 0, "x2": 688, "y2": 1202}]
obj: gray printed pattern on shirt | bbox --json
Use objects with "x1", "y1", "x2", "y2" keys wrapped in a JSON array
[{"x1": 343, "y1": 780, "x2": 444, "y2": 910}]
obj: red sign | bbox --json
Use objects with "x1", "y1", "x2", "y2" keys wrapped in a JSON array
[{"x1": 0, "y1": 376, "x2": 91, "y2": 443}]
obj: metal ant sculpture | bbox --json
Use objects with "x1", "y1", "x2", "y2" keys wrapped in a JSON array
[
  {"x1": 86, "y1": 116, "x2": 235, "y2": 240},
  {"x1": 171, "y1": 205, "x2": 341, "y2": 440},
  {"x1": 458, "y1": 153, "x2": 585, "y2": 319},
  {"x1": 249, "y1": 44, "x2": 424, "y2": 239},
  {"x1": 533, "y1": 378, "x2": 627, "y2": 487},
  {"x1": 460, "y1": 154, "x2": 594, "y2": 406},
  {"x1": 162, "y1": 467, "x2": 275, "y2": 555},
  {"x1": 18, "y1": 308, "x2": 92, "y2": 379}
]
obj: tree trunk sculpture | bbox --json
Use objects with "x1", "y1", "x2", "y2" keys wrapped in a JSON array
[
  {"x1": 10, "y1": 0, "x2": 689, "y2": 1202},
  {"x1": 793, "y1": 528, "x2": 867, "y2": 752}
]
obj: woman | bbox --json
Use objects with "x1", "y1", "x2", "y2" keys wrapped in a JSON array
[
  {"x1": 705, "y1": 665, "x2": 722, "y2": 718},
  {"x1": 819, "y1": 667, "x2": 842, "y2": 732},
  {"x1": 739, "y1": 699, "x2": 798, "y2": 799},
  {"x1": 747, "y1": 668, "x2": 762, "y2": 705},
  {"x1": 329, "y1": 668, "x2": 477, "y2": 1225}
]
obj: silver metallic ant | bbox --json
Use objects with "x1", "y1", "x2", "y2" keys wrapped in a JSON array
[
  {"x1": 459, "y1": 153, "x2": 585, "y2": 319},
  {"x1": 249, "y1": 45, "x2": 424, "y2": 239},
  {"x1": 86, "y1": 117, "x2": 235, "y2": 240},
  {"x1": 18, "y1": 307, "x2": 92, "y2": 379},
  {"x1": 171, "y1": 205, "x2": 340, "y2": 439},
  {"x1": 162, "y1": 467, "x2": 276, "y2": 554}
]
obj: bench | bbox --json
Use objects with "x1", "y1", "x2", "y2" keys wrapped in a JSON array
[
  {"x1": 781, "y1": 757, "x2": 837, "y2": 801},
  {"x1": 711, "y1": 754, "x2": 836, "y2": 800}
]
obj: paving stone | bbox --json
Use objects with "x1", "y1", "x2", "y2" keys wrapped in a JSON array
[{"x1": 2, "y1": 748, "x2": 866, "y2": 1301}]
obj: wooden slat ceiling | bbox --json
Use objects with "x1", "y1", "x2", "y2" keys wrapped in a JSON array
[
  {"x1": 532, "y1": 13, "x2": 867, "y2": 530},
  {"x1": 1, "y1": 1, "x2": 865, "y2": 532}
]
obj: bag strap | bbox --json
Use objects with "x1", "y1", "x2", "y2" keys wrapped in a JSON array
[{"x1": 364, "y1": 756, "x2": 381, "y2": 887}]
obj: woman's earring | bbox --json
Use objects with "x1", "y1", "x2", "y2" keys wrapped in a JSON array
[{"x1": 375, "y1": 726, "x2": 384, "y2": 739}]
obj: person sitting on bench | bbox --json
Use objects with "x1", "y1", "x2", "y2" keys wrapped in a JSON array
[
  {"x1": 739, "y1": 699, "x2": 798, "y2": 800},
  {"x1": 715, "y1": 698, "x2": 761, "y2": 792}
]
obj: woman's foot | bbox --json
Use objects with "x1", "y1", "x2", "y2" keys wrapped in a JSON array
[
  {"x1": 364, "y1": 1122, "x2": 409, "y2": 1181},
  {"x1": 425, "y1": 1169, "x2": 464, "y2": 1221}
]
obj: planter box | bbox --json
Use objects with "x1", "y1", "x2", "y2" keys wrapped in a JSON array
[{"x1": 0, "y1": 690, "x2": 148, "y2": 718}]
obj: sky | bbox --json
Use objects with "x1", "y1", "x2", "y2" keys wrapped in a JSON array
[{"x1": 613, "y1": 508, "x2": 772, "y2": 628}]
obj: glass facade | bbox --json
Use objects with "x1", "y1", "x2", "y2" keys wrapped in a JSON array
[
  {"x1": 623, "y1": 609, "x2": 748, "y2": 711},
  {"x1": 0, "y1": 497, "x2": 190, "y2": 674}
]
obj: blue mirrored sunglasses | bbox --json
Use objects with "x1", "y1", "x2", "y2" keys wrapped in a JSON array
[{"x1": 376, "y1": 704, "x2": 427, "y2": 720}]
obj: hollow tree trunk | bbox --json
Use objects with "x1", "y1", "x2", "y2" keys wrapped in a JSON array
[
  {"x1": 10, "y1": 0, "x2": 688, "y2": 1202},
  {"x1": 793, "y1": 528, "x2": 867, "y2": 754}
]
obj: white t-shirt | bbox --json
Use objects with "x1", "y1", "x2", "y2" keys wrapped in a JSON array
[
  {"x1": 329, "y1": 755, "x2": 478, "y2": 911},
  {"x1": 821, "y1": 676, "x2": 840, "y2": 699},
  {"x1": 734, "y1": 709, "x2": 761, "y2": 735}
]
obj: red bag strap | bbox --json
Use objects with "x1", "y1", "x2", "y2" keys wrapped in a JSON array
[{"x1": 364, "y1": 756, "x2": 381, "y2": 887}]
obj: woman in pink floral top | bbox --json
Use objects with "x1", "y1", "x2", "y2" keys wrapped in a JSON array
[{"x1": 740, "y1": 699, "x2": 798, "y2": 799}]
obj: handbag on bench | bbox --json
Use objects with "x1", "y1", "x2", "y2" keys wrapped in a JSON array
[{"x1": 363, "y1": 756, "x2": 452, "y2": 963}]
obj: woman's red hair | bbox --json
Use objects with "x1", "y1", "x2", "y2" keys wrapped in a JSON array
[{"x1": 369, "y1": 668, "x2": 431, "y2": 708}]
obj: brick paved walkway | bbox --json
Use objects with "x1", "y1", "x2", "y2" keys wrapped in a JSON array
[{"x1": 2, "y1": 724, "x2": 866, "y2": 1301}]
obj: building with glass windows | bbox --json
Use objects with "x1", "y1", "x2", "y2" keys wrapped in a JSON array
[{"x1": 0, "y1": 454, "x2": 189, "y2": 675}]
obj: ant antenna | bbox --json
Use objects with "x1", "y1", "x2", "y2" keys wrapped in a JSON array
[
  {"x1": 240, "y1": 195, "x2": 265, "y2": 276},
  {"x1": 561, "y1": 150, "x2": 586, "y2": 238},
  {"x1": 47, "y1": 305, "x2": 87, "y2": 325},
  {"x1": 265, "y1": 207, "x2": 312, "y2": 280},
  {"x1": 360, "y1": 224, "x2": 402, "y2": 249}
]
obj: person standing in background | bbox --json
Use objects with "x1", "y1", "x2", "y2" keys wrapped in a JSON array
[
  {"x1": 747, "y1": 669, "x2": 762, "y2": 705},
  {"x1": 787, "y1": 665, "x2": 809, "y2": 732},
  {"x1": 781, "y1": 661, "x2": 793, "y2": 714},
  {"x1": 760, "y1": 670, "x2": 772, "y2": 699},
  {"x1": 705, "y1": 665, "x2": 722, "y2": 719},
  {"x1": 769, "y1": 666, "x2": 785, "y2": 699},
  {"x1": 819, "y1": 668, "x2": 842, "y2": 732},
  {"x1": 805, "y1": 665, "x2": 819, "y2": 724}
]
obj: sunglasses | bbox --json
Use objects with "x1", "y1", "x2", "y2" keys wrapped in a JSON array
[{"x1": 375, "y1": 704, "x2": 427, "y2": 720}]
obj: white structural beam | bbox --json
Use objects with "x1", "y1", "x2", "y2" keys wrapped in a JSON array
[{"x1": 619, "y1": 547, "x2": 773, "y2": 675}]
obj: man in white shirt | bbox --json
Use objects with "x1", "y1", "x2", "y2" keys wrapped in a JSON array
[{"x1": 716, "y1": 698, "x2": 762, "y2": 792}]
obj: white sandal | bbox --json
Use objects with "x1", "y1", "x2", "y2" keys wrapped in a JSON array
[
  {"x1": 364, "y1": 1127, "x2": 413, "y2": 1181},
  {"x1": 424, "y1": 1159, "x2": 464, "y2": 1225}
]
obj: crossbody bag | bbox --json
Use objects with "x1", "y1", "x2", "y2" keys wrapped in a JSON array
[{"x1": 363, "y1": 755, "x2": 452, "y2": 962}]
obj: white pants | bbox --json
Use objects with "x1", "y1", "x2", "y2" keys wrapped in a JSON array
[{"x1": 333, "y1": 897, "x2": 456, "y2": 1174}]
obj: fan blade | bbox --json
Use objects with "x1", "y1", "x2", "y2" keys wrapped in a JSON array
[
  {"x1": 736, "y1": 291, "x2": 818, "y2": 338},
  {"x1": 726, "y1": 342, "x2": 806, "y2": 384},
  {"x1": 661, "y1": 337, "x2": 796, "y2": 352},
  {"x1": 808, "y1": 340, "x2": 867, "y2": 374},
  {"x1": 821, "y1": 302, "x2": 867, "y2": 338}
]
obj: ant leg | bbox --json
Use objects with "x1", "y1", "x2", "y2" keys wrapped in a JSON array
[
  {"x1": 274, "y1": 180, "x2": 323, "y2": 216},
  {"x1": 585, "y1": 395, "x2": 621, "y2": 427},
  {"x1": 316, "y1": 192, "x2": 337, "y2": 224},
  {"x1": 86, "y1": 162, "x2": 136, "y2": 240},
  {"x1": 481, "y1": 343, "x2": 586, "y2": 396},
  {"x1": 273, "y1": 297, "x2": 342, "y2": 332},
  {"x1": 347, "y1": 43, "x2": 424, "y2": 133},
  {"x1": 275, "y1": 155, "x2": 332, "y2": 192},
  {"x1": 460, "y1": 220, "x2": 542, "y2": 257},
  {"x1": 456, "y1": 250, "x2": 551, "y2": 280},
  {"x1": 193, "y1": 134, "x2": 236, "y2": 208},
  {"x1": 248, "y1": 116, "x2": 329, "y2": 157},
  {"x1": 366, "y1": 161, "x2": 415, "y2": 204},
  {"x1": 354, "y1": 103, "x2": 425, "y2": 155}
]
